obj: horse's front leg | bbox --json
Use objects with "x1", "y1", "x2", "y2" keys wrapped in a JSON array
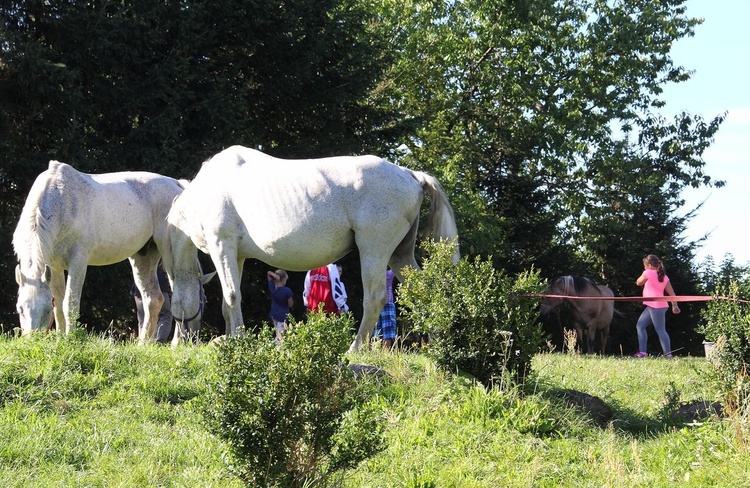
[
  {"x1": 573, "y1": 324, "x2": 585, "y2": 354},
  {"x1": 586, "y1": 323, "x2": 598, "y2": 354},
  {"x1": 208, "y1": 241, "x2": 244, "y2": 337},
  {"x1": 62, "y1": 257, "x2": 88, "y2": 334},
  {"x1": 49, "y1": 267, "x2": 66, "y2": 333},
  {"x1": 222, "y1": 258, "x2": 245, "y2": 337}
]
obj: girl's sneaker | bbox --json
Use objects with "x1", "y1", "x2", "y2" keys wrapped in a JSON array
[
  {"x1": 633, "y1": 352, "x2": 648, "y2": 358},
  {"x1": 664, "y1": 354, "x2": 674, "y2": 359}
]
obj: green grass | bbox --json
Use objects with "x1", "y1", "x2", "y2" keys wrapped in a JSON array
[
  {"x1": 1, "y1": 333, "x2": 747, "y2": 487},
  {"x1": 347, "y1": 352, "x2": 748, "y2": 487},
  {"x1": 0, "y1": 331, "x2": 238, "y2": 487}
]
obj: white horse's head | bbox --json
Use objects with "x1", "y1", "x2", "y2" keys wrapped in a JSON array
[
  {"x1": 163, "y1": 212, "x2": 216, "y2": 341},
  {"x1": 15, "y1": 264, "x2": 54, "y2": 335},
  {"x1": 173, "y1": 267, "x2": 217, "y2": 340}
]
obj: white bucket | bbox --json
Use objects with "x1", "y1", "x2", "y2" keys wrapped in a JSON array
[{"x1": 702, "y1": 341, "x2": 715, "y2": 360}]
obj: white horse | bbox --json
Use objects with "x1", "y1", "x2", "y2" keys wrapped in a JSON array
[
  {"x1": 13, "y1": 160, "x2": 198, "y2": 343},
  {"x1": 164, "y1": 145, "x2": 459, "y2": 351}
]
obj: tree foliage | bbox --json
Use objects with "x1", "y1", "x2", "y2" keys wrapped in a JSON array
[
  {"x1": 698, "y1": 254, "x2": 750, "y2": 296},
  {"x1": 369, "y1": 0, "x2": 723, "y2": 353},
  {"x1": 372, "y1": 0, "x2": 721, "y2": 270},
  {"x1": 0, "y1": 1, "x2": 727, "y2": 352},
  {"x1": 0, "y1": 0, "x2": 397, "y2": 332}
]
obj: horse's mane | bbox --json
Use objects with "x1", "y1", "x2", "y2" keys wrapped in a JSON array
[
  {"x1": 555, "y1": 275, "x2": 600, "y2": 296},
  {"x1": 12, "y1": 176, "x2": 55, "y2": 269}
]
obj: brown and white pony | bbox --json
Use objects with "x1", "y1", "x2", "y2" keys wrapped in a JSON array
[{"x1": 541, "y1": 276, "x2": 615, "y2": 354}]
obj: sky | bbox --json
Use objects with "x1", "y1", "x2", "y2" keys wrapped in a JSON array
[{"x1": 660, "y1": 0, "x2": 750, "y2": 265}]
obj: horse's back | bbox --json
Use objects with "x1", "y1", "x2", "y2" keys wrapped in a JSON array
[
  {"x1": 195, "y1": 145, "x2": 400, "y2": 187},
  {"x1": 595, "y1": 284, "x2": 614, "y2": 298},
  {"x1": 16, "y1": 161, "x2": 183, "y2": 266}
]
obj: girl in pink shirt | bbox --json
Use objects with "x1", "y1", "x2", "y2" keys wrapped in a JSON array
[{"x1": 634, "y1": 254, "x2": 680, "y2": 358}]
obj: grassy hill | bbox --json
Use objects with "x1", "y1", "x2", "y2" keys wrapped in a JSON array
[{"x1": 0, "y1": 333, "x2": 747, "y2": 487}]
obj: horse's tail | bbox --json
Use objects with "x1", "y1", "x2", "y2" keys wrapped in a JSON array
[{"x1": 410, "y1": 170, "x2": 460, "y2": 263}]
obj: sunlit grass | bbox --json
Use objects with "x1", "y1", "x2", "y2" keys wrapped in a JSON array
[
  {"x1": 0, "y1": 332, "x2": 239, "y2": 488},
  {"x1": 0, "y1": 334, "x2": 746, "y2": 487}
]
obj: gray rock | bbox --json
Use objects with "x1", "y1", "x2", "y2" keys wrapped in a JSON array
[
  {"x1": 670, "y1": 400, "x2": 724, "y2": 422},
  {"x1": 348, "y1": 363, "x2": 387, "y2": 379},
  {"x1": 550, "y1": 388, "x2": 613, "y2": 426}
]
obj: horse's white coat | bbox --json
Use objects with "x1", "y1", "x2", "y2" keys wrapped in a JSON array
[
  {"x1": 13, "y1": 161, "x2": 185, "y2": 343},
  {"x1": 165, "y1": 145, "x2": 459, "y2": 351}
]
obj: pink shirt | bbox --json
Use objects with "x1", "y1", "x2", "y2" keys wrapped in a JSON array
[{"x1": 639, "y1": 269, "x2": 669, "y2": 308}]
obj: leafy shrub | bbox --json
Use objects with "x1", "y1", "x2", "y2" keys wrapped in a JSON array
[
  {"x1": 398, "y1": 240, "x2": 547, "y2": 388},
  {"x1": 699, "y1": 281, "x2": 750, "y2": 410},
  {"x1": 201, "y1": 313, "x2": 384, "y2": 487}
]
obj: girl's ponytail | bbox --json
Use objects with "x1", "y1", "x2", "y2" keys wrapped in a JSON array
[
  {"x1": 656, "y1": 260, "x2": 665, "y2": 282},
  {"x1": 643, "y1": 254, "x2": 666, "y2": 282}
]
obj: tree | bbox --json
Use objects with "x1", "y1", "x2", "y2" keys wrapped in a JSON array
[
  {"x1": 0, "y1": 0, "x2": 400, "y2": 333},
  {"x1": 369, "y1": 0, "x2": 723, "y2": 353},
  {"x1": 698, "y1": 254, "x2": 750, "y2": 296},
  {"x1": 1, "y1": 0, "x2": 727, "y2": 351}
]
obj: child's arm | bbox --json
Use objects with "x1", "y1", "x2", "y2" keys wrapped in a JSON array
[
  {"x1": 635, "y1": 271, "x2": 647, "y2": 287},
  {"x1": 665, "y1": 282, "x2": 680, "y2": 314}
]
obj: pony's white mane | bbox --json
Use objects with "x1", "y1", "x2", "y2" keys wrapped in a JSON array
[
  {"x1": 560, "y1": 275, "x2": 575, "y2": 296},
  {"x1": 555, "y1": 275, "x2": 601, "y2": 297}
]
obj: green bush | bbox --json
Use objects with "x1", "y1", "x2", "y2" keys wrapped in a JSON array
[
  {"x1": 699, "y1": 281, "x2": 750, "y2": 409},
  {"x1": 398, "y1": 240, "x2": 547, "y2": 388},
  {"x1": 201, "y1": 313, "x2": 384, "y2": 488}
]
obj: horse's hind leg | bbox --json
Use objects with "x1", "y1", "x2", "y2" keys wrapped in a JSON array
[
  {"x1": 388, "y1": 217, "x2": 420, "y2": 280},
  {"x1": 599, "y1": 325, "x2": 610, "y2": 355},
  {"x1": 350, "y1": 258, "x2": 388, "y2": 352},
  {"x1": 350, "y1": 214, "x2": 416, "y2": 352},
  {"x1": 130, "y1": 252, "x2": 164, "y2": 344}
]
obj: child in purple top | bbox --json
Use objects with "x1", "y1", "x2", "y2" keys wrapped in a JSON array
[
  {"x1": 634, "y1": 254, "x2": 680, "y2": 358},
  {"x1": 268, "y1": 269, "x2": 294, "y2": 343}
]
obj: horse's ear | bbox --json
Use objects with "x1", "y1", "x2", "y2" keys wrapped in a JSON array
[
  {"x1": 43, "y1": 265, "x2": 52, "y2": 284},
  {"x1": 201, "y1": 271, "x2": 217, "y2": 284},
  {"x1": 15, "y1": 264, "x2": 23, "y2": 285}
]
